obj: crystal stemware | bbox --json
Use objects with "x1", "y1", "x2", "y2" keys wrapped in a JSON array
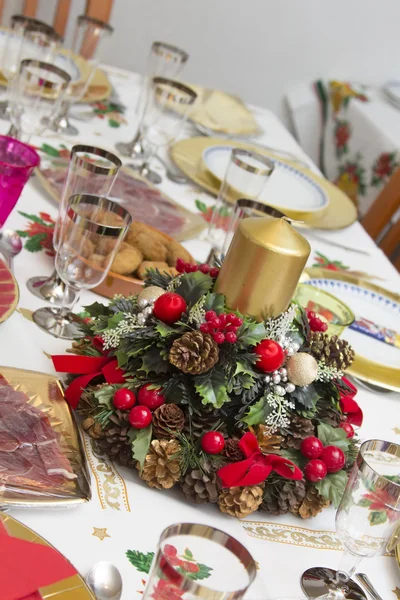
[
  {"x1": 49, "y1": 15, "x2": 113, "y2": 136},
  {"x1": 115, "y1": 41, "x2": 189, "y2": 158},
  {"x1": 142, "y1": 522, "x2": 257, "y2": 600},
  {"x1": 129, "y1": 77, "x2": 196, "y2": 184},
  {"x1": 32, "y1": 193, "x2": 131, "y2": 339},
  {"x1": 26, "y1": 145, "x2": 121, "y2": 304},
  {"x1": 301, "y1": 439, "x2": 400, "y2": 599},
  {"x1": 7, "y1": 59, "x2": 70, "y2": 141}
]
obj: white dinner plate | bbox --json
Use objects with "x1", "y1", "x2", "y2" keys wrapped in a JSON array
[
  {"x1": 202, "y1": 145, "x2": 329, "y2": 214},
  {"x1": 383, "y1": 81, "x2": 400, "y2": 107},
  {"x1": 305, "y1": 278, "x2": 400, "y2": 371},
  {"x1": 0, "y1": 29, "x2": 81, "y2": 83}
]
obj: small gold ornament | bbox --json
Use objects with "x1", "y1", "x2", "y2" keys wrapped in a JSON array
[
  {"x1": 286, "y1": 353, "x2": 318, "y2": 386},
  {"x1": 137, "y1": 286, "x2": 165, "y2": 307}
]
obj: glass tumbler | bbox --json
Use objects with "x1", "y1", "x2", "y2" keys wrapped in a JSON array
[
  {"x1": 115, "y1": 41, "x2": 189, "y2": 158},
  {"x1": 302, "y1": 439, "x2": 400, "y2": 599},
  {"x1": 0, "y1": 136, "x2": 40, "y2": 227},
  {"x1": 207, "y1": 149, "x2": 275, "y2": 252},
  {"x1": 27, "y1": 145, "x2": 121, "y2": 304},
  {"x1": 142, "y1": 523, "x2": 256, "y2": 600},
  {"x1": 32, "y1": 193, "x2": 131, "y2": 340}
]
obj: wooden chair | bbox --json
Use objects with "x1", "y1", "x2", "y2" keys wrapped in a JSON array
[
  {"x1": 361, "y1": 167, "x2": 400, "y2": 271},
  {"x1": 19, "y1": 0, "x2": 114, "y2": 38}
]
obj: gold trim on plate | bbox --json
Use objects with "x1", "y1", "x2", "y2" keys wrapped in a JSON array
[{"x1": 170, "y1": 137, "x2": 357, "y2": 229}]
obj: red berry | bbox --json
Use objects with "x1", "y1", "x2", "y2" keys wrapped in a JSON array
[
  {"x1": 163, "y1": 544, "x2": 177, "y2": 558},
  {"x1": 307, "y1": 310, "x2": 316, "y2": 319},
  {"x1": 113, "y1": 388, "x2": 136, "y2": 410},
  {"x1": 128, "y1": 405, "x2": 152, "y2": 429},
  {"x1": 225, "y1": 324, "x2": 237, "y2": 333},
  {"x1": 300, "y1": 436, "x2": 324, "y2": 459},
  {"x1": 304, "y1": 459, "x2": 328, "y2": 482},
  {"x1": 181, "y1": 561, "x2": 199, "y2": 573},
  {"x1": 201, "y1": 431, "x2": 225, "y2": 454},
  {"x1": 213, "y1": 332, "x2": 225, "y2": 344},
  {"x1": 340, "y1": 422, "x2": 355, "y2": 438},
  {"x1": 83, "y1": 317, "x2": 92, "y2": 324},
  {"x1": 230, "y1": 315, "x2": 243, "y2": 327},
  {"x1": 137, "y1": 384, "x2": 166, "y2": 411},
  {"x1": 200, "y1": 323, "x2": 211, "y2": 333},
  {"x1": 153, "y1": 292, "x2": 187, "y2": 324},
  {"x1": 254, "y1": 339, "x2": 285, "y2": 373},
  {"x1": 320, "y1": 445, "x2": 345, "y2": 473},
  {"x1": 225, "y1": 332, "x2": 237, "y2": 343},
  {"x1": 205, "y1": 310, "x2": 217, "y2": 322},
  {"x1": 92, "y1": 335, "x2": 104, "y2": 351},
  {"x1": 176, "y1": 258, "x2": 185, "y2": 273},
  {"x1": 218, "y1": 313, "x2": 227, "y2": 325},
  {"x1": 188, "y1": 264, "x2": 198, "y2": 272},
  {"x1": 209, "y1": 317, "x2": 221, "y2": 329},
  {"x1": 210, "y1": 267, "x2": 219, "y2": 278},
  {"x1": 320, "y1": 322, "x2": 328, "y2": 332},
  {"x1": 199, "y1": 263, "x2": 210, "y2": 274}
]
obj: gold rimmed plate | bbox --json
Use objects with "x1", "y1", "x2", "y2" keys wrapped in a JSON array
[
  {"x1": 170, "y1": 137, "x2": 357, "y2": 229},
  {"x1": 0, "y1": 512, "x2": 94, "y2": 599},
  {"x1": 303, "y1": 268, "x2": 400, "y2": 392}
]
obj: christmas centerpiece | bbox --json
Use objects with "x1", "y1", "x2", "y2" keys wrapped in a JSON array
[{"x1": 52, "y1": 215, "x2": 362, "y2": 519}]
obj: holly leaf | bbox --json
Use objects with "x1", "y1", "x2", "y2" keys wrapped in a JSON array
[
  {"x1": 317, "y1": 423, "x2": 350, "y2": 452},
  {"x1": 178, "y1": 562, "x2": 213, "y2": 581},
  {"x1": 18, "y1": 210, "x2": 47, "y2": 224},
  {"x1": 315, "y1": 471, "x2": 348, "y2": 507},
  {"x1": 156, "y1": 322, "x2": 177, "y2": 338},
  {"x1": 126, "y1": 549, "x2": 154, "y2": 573},
  {"x1": 83, "y1": 301, "x2": 109, "y2": 317},
  {"x1": 115, "y1": 349, "x2": 129, "y2": 368},
  {"x1": 194, "y1": 368, "x2": 230, "y2": 409},
  {"x1": 24, "y1": 233, "x2": 47, "y2": 252},
  {"x1": 369, "y1": 511, "x2": 387, "y2": 526},
  {"x1": 236, "y1": 320, "x2": 266, "y2": 349},
  {"x1": 195, "y1": 199, "x2": 207, "y2": 213},
  {"x1": 15, "y1": 230, "x2": 29, "y2": 238},
  {"x1": 139, "y1": 346, "x2": 169, "y2": 375},
  {"x1": 41, "y1": 143, "x2": 62, "y2": 157},
  {"x1": 183, "y1": 548, "x2": 193, "y2": 560},
  {"x1": 241, "y1": 395, "x2": 273, "y2": 426},
  {"x1": 93, "y1": 384, "x2": 116, "y2": 408},
  {"x1": 281, "y1": 448, "x2": 307, "y2": 469},
  {"x1": 131, "y1": 425, "x2": 152, "y2": 472},
  {"x1": 107, "y1": 313, "x2": 124, "y2": 330},
  {"x1": 175, "y1": 271, "x2": 213, "y2": 306},
  {"x1": 291, "y1": 384, "x2": 320, "y2": 410},
  {"x1": 203, "y1": 292, "x2": 225, "y2": 314},
  {"x1": 358, "y1": 498, "x2": 372, "y2": 508}
]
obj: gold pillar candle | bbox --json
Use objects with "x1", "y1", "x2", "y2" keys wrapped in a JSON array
[{"x1": 215, "y1": 216, "x2": 311, "y2": 320}]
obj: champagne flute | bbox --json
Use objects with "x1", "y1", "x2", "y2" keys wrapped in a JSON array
[
  {"x1": 115, "y1": 41, "x2": 189, "y2": 158},
  {"x1": 32, "y1": 193, "x2": 131, "y2": 339},
  {"x1": 301, "y1": 439, "x2": 400, "y2": 599},
  {"x1": 26, "y1": 145, "x2": 121, "y2": 303}
]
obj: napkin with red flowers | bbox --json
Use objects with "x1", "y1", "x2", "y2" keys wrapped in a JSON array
[{"x1": 0, "y1": 518, "x2": 77, "y2": 600}]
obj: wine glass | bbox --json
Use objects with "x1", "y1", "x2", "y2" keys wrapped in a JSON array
[
  {"x1": 7, "y1": 59, "x2": 70, "y2": 141},
  {"x1": 32, "y1": 193, "x2": 131, "y2": 340},
  {"x1": 130, "y1": 77, "x2": 196, "y2": 184},
  {"x1": 49, "y1": 15, "x2": 113, "y2": 135},
  {"x1": 26, "y1": 145, "x2": 121, "y2": 304},
  {"x1": 115, "y1": 41, "x2": 189, "y2": 158},
  {"x1": 301, "y1": 439, "x2": 400, "y2": 599},
  {"x1": 206, "y1": 149, "x2": 275, "y2": 254},
  {"x1": 142, "y1": 522, "x2": 256, "y2": 600}
]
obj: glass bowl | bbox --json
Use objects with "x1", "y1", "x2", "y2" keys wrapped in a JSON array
[{"x1": 294, "y1": 283, "x2": 355, "y2": 337}]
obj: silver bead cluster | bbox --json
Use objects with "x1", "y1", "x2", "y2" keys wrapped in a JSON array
[
  {"x1": 277, "y1": 335, "x2": 300, "y2": 357},
  {"x1": 137, "y1": 298, "x2": 154, "y2": 325},
  {"x1": 264, "y1": 366, "x2": 296, "y2": 396}
]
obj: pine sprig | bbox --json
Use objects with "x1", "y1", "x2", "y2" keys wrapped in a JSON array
[
  {"x1": 144, "y1": 268, "x2": 175, "y2": 289},
  {"x1": 173, "y1": 431, "x2": 225, "y2": 476}
]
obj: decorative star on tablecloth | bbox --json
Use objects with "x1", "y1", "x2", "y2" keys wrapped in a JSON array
[
  {"x1": 393, "y1": 587, "x2": 400, "y2": 599},
  {"x1": 393, "y1": 427, "x2": 400, "y2": 435},
  {"x1": 92, "y1": 527, "x2": 110, "y2": 541}
]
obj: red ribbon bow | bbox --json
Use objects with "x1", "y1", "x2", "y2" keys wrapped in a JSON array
[
  {"x1": 338, "y1": 377, "x2": 363, "y2": 427},
  {"x1": 217, "y1": 432, "x2": 303, "y2": 488},
  {"x1": 52, "y1": 354, "x2": 126, "y2": 409}
]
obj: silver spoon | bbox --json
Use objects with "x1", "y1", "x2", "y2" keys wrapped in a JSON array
[
  {"x1": 86, "y1": 561, "x2": 123, "y2": 600},
  {"x1": 154, "y1": 154, "x2": 189, "y2": 184},
  {"x1": 0, "y1": 230, "x2": 22, "y2": 270},
  {"x1": 356, "y1": 573, "x2": 383, "y2": 600}
]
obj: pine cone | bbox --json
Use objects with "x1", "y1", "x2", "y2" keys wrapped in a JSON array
[
  {"x1": 139, "y1": 439, "x2": 181, "y2": 489},
  {"x1": 181, "y1": 469, "x2": 219, "y2": 504},
  {"x1": 152, "y1": 404, "x2": 185, "y2": 439},
  {"x1": 85, "y1": 411, "x2": 135, "y2": 467},
  {"x1": 169, "y1": 331, "x2": 219, "y2": 375},
  {"x1": 184, "y1": 405, "x2": 222, "y2": 440},
  {"x1": 310, "y1": 333, "x2": 355, "y2": 371},
  {"x1": 282, "y1": 416, "x2": 315, "y2": 450},
  {"x1": 218, "y1": 485, "x2": 264, "y2": 518},
  {"x1": 81, "y1": 416, "x2": 103, "y2": 439},
  {"x1": 223, "y1": 438, "x2": 244, "y2": 462},
  {"x1": 253, "y1": 425, "x2": 283, "y2": 454},
  {"x1": 314, "y1": 403, "x2": 344, "y2": 427},
  {"x1": 293, "y1": 485, "x2": 330, "y2": 519},
  {"x1": 260, "y1": 479, "x2": 306, "y2": 515}
]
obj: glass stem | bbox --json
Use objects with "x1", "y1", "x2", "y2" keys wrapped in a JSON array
[
  {"x1": 335, "y1": 549, "x2": 363, "y2": 582},
  {"x1": 140, "y1": 142, "x2": 158, "y2": 174},
  {"x1": 57, "y1": 283, "x2": 79, "y2": 321}
]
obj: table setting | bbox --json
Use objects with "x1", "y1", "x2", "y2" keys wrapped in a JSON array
[{"x1": 0, "y1": 11, "x2": 399, "y2": 600}]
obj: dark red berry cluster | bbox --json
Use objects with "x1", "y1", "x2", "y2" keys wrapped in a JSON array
[
  {"x1": 306, "y1": 310, "x2": 328, "y2": 333},
  {"x1": 200, "y1": 310, "x2": 243, "y2": 344},
  {"x1": 176, "y1": 259, "x2": 219, "y2": 278}
]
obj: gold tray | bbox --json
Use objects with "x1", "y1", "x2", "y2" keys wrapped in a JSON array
[
  {"x1": 303, "y1": 268, "x2": 400, "y2": 392},
  {"x1": 170, "y1": 137, "x2": 358, "y2": 228},
  {"x1": 0, "y1": 366, "x2": 91, "y2": 507},
  {"x1": 0, "y1": 512, "x2": 94, "y2": 599}
]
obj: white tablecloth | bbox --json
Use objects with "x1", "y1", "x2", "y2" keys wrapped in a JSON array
[{"x1": 0, "y1": 66, "x2": 399, "y2": 600}]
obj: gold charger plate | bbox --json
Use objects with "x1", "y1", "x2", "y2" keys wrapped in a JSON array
[
  {"x1": 303, "y1": 268, "x2": 400, "y2": 392},
  {"x1": 170, "y1": 137, "x2": 358, "y2": 228},
  {"x1": 0, "y1": 512, "x2": 94, "y2": 599},
  {"x1": 0, "y1": 366, "x2": 91, "y2": 507}
]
